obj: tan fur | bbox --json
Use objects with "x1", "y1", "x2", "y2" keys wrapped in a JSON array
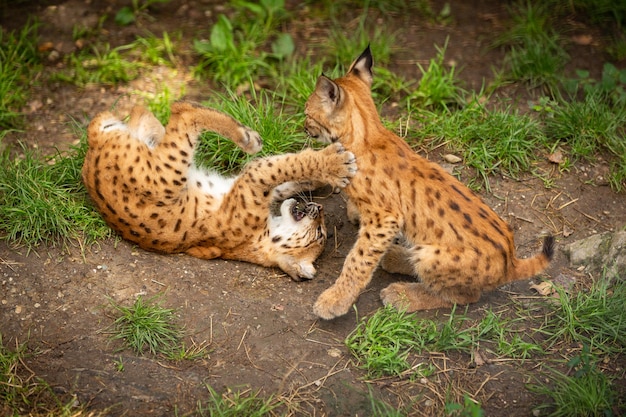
[
  {"x1": 304, "y1": 47, "x2": 554, "y2": 319},
  {"x1": 82, "y1": 101, "x2": 357, "y2": 280}
]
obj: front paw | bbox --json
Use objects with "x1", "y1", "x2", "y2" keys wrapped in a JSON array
[
  {"x1": 239, "y1": 127, "x2": 263, "y2": 154},
  {"x1": 313, "y1": 285, "x2": 355, "y2": 320},
  {"x1": 322, "y1": 143, "x2": 357, "y2": 189}
]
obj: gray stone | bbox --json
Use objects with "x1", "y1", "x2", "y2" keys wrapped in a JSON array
[{"x1": 564, "y1": 231, "x2": 626, "y2": 280}]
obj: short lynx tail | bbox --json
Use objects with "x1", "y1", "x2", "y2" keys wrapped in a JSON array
[{"x1": 511, "y1": 235, "x2": 555, "y2": 281}]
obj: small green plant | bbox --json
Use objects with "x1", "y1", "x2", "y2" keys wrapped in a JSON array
[
  {"x1": 134, "y1": 83, "x2": 183, "y2": 124},
  {"x1": 530, "y1": 347, "x2": 617, "y2": 417},
  {"x1": 193, "y1": 1, "x2": 292, "y2": 89},
  {"x1": 367, "y1": 385, "x2": 408, "y2": 416},
  {"x1": 0, "y1": 20, "x2": 40, "y2": 130},
  {"x1": 445, "y1": 393, "x2": 485, "y2": 417},
  {"x1": 0, "y1": 334, "x2": 28, "y2": 409},
  {"x1": 197, "y1": 385, "x2": 281, "y2": 416},
  {"x1": 109, "y1": 294, "x2": 181, "y2": 356},
  {"x1": 345, "y1": 305, "x2": 426, "y2": 378},
  {"x1": 563, "y1": 63, "x2": 626, "y2": 106},
  {"x1": 433, "y1": 306, "x2": 475, "y2": 353},
  {"x1": 408, "y1": 38, "x2": 465, "y2": 110},
  {"x1": 165, "y1": 340, "x2": 211, "y2": 361},
  {"x1": 131, "y1": 31, "x2": 179, "y2": 67},
  {"x1": 115, "y1": 0, "x2": 171, "y2": 26},
  {"x1": 113, "y1": 356, "x2": 125, "y2": 372}
]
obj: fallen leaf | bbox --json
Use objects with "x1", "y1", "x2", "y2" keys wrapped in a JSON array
[
  {"x1": 38, "y1": 41, "x2": 54, "y2": 52},
  {"x1": 572, "y1": 34, "x2": 593, "y2": 45},
  {"x1": 530, "y1": 281, "x2": 554, "y2": 296},
  {"x1": 472, "y1": 348, "x2": 487, "y2": 367},
  {"x1": 563, "y1": 225, "x2": 574, "y2": 237}
]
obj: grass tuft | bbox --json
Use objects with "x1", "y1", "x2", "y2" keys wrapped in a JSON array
[
  {"x1": 544, "y1": 278, "x2": 626, "y2": 355},
  {"x1": 530, "y1": 346, "x2": 617, "y2": 417},
  {"x1": 0, "y1": 138, "x2": 112, "y2": 249},
  {"x1": 109, "y1": 294, "x2": 181, "y2": 356},
  {"x1": 408, "y1": 38, "x2": 465, "y2": 111},
  {"x1": 345, "y1": 305, "x2": 426, "y2": 378},
  {"x1": 197, "y1": 385, "x2": 281, "y2": 416},
  {"x1": 0, "y1": 19, "x2": 40, "y2": 130}
]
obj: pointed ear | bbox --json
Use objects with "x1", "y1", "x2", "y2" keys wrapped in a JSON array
[
  {"x1": 348, "y1": 44, "x2": 373, "y2": 87},
  {"x1": 314, "y1": 75, "x2": 342, "y2": 109}
]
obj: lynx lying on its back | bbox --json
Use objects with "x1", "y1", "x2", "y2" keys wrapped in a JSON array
[
  {"x1": 304, "y1": 46, "x2": 554, "y2": 319},
  {"x1": 82, "y1": 101, "x2": 357, "y2": 280}
]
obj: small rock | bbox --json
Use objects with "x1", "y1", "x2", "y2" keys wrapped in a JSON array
[
  {"x1": 327, "y1": 347, "x2": 342, "y2": 358},
  {"x1": 443, "y1": 154, "x2": 462, "y2": 163}
]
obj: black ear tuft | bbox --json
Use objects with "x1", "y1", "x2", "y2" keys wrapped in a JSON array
[{"x1": 348, "y1": 44, "x2": 373, "y2": 87}]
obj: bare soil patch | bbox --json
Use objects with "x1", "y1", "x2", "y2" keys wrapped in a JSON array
[{"x1": 1, "y1": 1, "x2": 625, "y2": 415}]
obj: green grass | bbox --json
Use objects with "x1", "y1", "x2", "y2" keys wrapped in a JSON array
[
  {"x1": 131, "y1": 31, "x2": 179, "y2": 67},
  {"x1": 0, "y1": 19, "x2": 40, "y2": 130},
  {"x1": 407, "y1": 38, "x2": 465, "y2": 111},
  {"x1": 114, "y1": 0, "x2": 171, "y2": 26},
  {"x1": 530, "y1": 347, "x2": 617, "y2": 417},
  {"x1": 0, "y1": 334, "x2": 107, "y2": 416},
  {"x1": 345, "y1": 305, "x2": 426, "y2": 378},
  {"x1": 52, "y1": 43, "x2": 144, "y2": 86},
  {"x1": 543, "y1": 278, "x2": 626, "y2": 355},
  {"x1": 325, "y1": 6, "x2": 396, "y2": 69},
  {"x1": 412, "y1": 100, "x2": 548, "y2": 190},
  {"x1": 496, "y1": 1, "x2": 568, "y2": 94},
  {"x1": 196, "y1": 87, "x2": 308, "y2": 175},
  {"x1": 193, "y1": 0, "x2": 291, "y2": 90},
  {"x1": 197, "y1": 385, "x2": 281, "y2": 416},
  {"x1": 0, "y1": 137, "x2": 112, "y2": 249},
  {"x1": 109, "y1": 294, "x2": 182, "y2": 356}
]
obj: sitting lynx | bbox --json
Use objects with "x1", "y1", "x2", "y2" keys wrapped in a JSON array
[
  {"x1": 304, "y1": 46, "x2": 554, "y2": 319},
  {"x1": 82, "y1": 101, "x2": 357, "y2": 280}
]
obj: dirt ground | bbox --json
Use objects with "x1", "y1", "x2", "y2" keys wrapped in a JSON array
[{"x1": 1, "y1": 1, "x2": 625, "y2": 416}]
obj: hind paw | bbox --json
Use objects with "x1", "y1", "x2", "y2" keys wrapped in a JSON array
[{"x1": 239, "y1": 127, "x2": 263, "y2": 154}]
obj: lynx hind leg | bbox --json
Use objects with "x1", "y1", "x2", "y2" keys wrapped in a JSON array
[
  {"x1": 380, "y1": 243, "x2": 417, "y2": 276},
  {"x1": 169, "y1": 102, "x2": 262, "y2": 154},
  {"x1": 126, "y1": 105, "x2": 166, "y2": 148},
  {"x1": 381, "y1": 282, "x2": 454, "y2": 312}
]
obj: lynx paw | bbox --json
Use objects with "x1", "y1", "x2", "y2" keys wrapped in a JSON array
[
  {"x1": 322, "y1": 143, "x2": 357, "y2": 189},
  {"x1": 313, "y1": 285, "x2": 356, "y2": 320},
  {"x1": 239, "y1": 126, "x2": 263, "y2": 154}
]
